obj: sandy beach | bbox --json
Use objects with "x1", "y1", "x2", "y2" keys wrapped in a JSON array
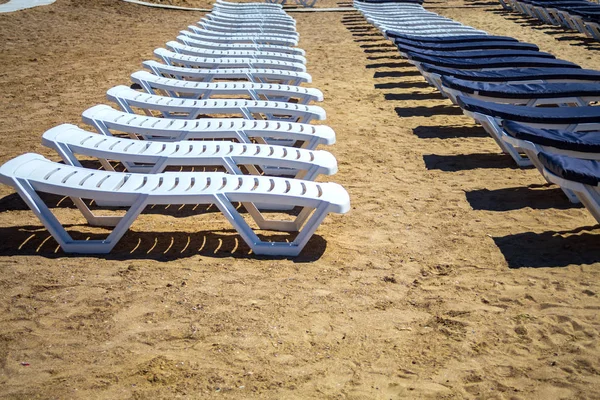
[{"x1": 1, "y1": 0, "x2": 600, "y2": 398}]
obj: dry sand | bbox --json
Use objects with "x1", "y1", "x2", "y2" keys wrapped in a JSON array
[{"x1": 1, "y1": 0, "x2": 600, "y2": 398}]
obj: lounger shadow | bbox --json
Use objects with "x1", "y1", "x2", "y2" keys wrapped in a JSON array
[
  {"x1": 0, "y1": 225, "x2": 327, "y2": 261},
  {"x1": 395, "y1": 105, "x2": 464, "y2": 118},
  {"x1": 413, "y1": 125, "x2": 488, "y2": 139},
  {"x1": 465, "y1": 185, "x2": 581, "y2": 211},
  {"x1": 493, "y1": 227, "x2": 600, "y2": 268},
  {"x1": 384, "y1": 92, "x2": 445, "y2": 101},
  {"x1": 423, "y1": 153, "x2": 523, "y2": 171}
]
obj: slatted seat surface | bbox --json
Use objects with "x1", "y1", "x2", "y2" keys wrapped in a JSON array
[
  {"x1": 199, "y1": 19, "x2": 297, "y2": 33},
  {"x1": 188, "y1": 24, "x2": 299, "y2": 41},
  {"x1": 143, "y1": 60, "x2": 311, "y2": 85},
  {"x1": 167, "y1": 41, "x2": 306, "y2": 65},
  {"x1": 216, "y1": 0, "x2": 282, "y2": 8},
  {"x1": 195, "y1": 22, "x2": 298, "y2": 37},
  {"x1": 181, "y1": 28, "x2": 298, "y2": 47},
  {"x1": 0, "y1": 153, "x2": 350, "y2": 256},
  {"x1": 385, "y1": 29, "x2": 487, "y2": 37},
  {"x1": 107, "y1": 86, "x2": 325, "y2": 123},
  {"x1": 42, "y1": 124, "x2": 337, "y2": 178},
  {"x1": 178, "y1": 34, "x2": 305, "y2": 56},
  {"x1": 207, "y1": 14, "x2": 296, "y2": 27},
  {"x1": 191, "y1": 21, "x2": 298, "y2": 36},
  {"x1": 213, "y1": 6, "x2": 287, "y2": 14},
  {"x1": 82, "y1": 105, "x2": 335, "y2": 148},
  {"x1": 209, "y1": 10, "x2": 295, "y2": 21},
  {"x1": 1, "y1": 155, "x2": 345, "y2": 206},
  {"x1": 156, "y1": 48, "x2": 306, "y2": 72},
  {"x1": 374, "y1": 19, "x2": 462, "y2": 27},
  {"x1": 206, "y1": 15, "x2": 296, "y2": 27},
  {"x1": 131, "y1": 70, "x2": 323, "y2": 104},
  {"x1": 372, "y1": 19, "x2": 462, "y2": 26},
  {"x1": 212, "y1": 7, "x2": 289, "y2": 15}
]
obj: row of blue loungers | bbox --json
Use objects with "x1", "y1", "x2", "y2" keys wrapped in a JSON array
[
  {"x1": 500, "y1": 0, "x2": 600, "y2": 42},
  {"x1": 355, "y1": 0, "x2": 600, "y2": 224}
]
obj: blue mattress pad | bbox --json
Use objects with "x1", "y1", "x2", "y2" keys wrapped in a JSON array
[
  {"x1": 420, "y1": 65, "x2": 600, "y2": 82},
  {"x1": 399, "y1": 47, "x2": 553, "y2": 59},
  {"x1": 394, "y1": 38, "x2": 539, "y2": 51},
  {"x1": 407, "y1": 53, "x2": 580, "y2": 69},
  {"x1": 503, "y1": 121, "x2": 600, "y2": 153},
  {"x1": 384, "y1": 33, "x2": 518, "y2": 42},
  {"x1": 539, "y1": 152, "x2": 600, "y2": 186},
  {"x1": 442, "y1": 76, "x2": 600, "y2": 99},
  {"x1": 457, "y1": 95, "x2": 600, "y2": 124}
]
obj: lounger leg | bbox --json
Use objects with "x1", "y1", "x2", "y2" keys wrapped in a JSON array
[
  {"x1": 12, "y1": 179, "x2": 147, "y2": 254},
  {"x1": 241, "y1": 108, "x2": 255, "y2": 120},
  {"x1": 473, "y1": 113, "x2": 533, "y2": 167},
  {"x1": 522, "y1": 149, "x2": 581, "y2": 203},
  {"x1": 575, "y1": 186, "x2": 600, "y2": 224},
  {"x1": 234, "y1": 130, "x2": 253, "y2": 144},
  {"x1": 242, "y1": 201, "x2": 313, "y2": 231},
  {"x1": 214, "y1": 194, "x2": 327, "y2": 256},
  {"x1": 113, "y1": 97, "x2": 136, "y2": 114},
  {"x1": 52, "y1": 143, "x2": 83, "y2": 167}
]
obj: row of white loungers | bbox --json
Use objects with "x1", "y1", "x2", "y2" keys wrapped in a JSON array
[
  {"x1": 354, "y1": 0, "x2": 487, "y2": 37},
  {"x1": 501, "y1": 0, "x2": 600, "y2": 42},
  {"x1": 354, "y1": 0, "x2": 600, "y2": 229},
  {"x1": 0, "y1": 2, "x2": 350, "y2": 257}
]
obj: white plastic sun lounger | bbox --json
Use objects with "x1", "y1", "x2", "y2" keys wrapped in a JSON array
[
  {"x1": 156, "y1": 48, "x2": 306, "y2": 73},
  {"x1": 353, "y1": 1, "x2": 423, "y2": 8},
  {"x1": 212, "y1": 6, "x2": 288, "y2": 16},
  {"x1": 107, "y1": 86, "x2": 325, "y2": 123},
  {"x1": 185, "y1": 26, "x2": 299, "y2": 47},
  {"x1": 216, "y1": 0, "x2": 282, "y2": 9},
  {"x1": 498, "y1": 122, "x2": 600, "y2": 203},
  {"x1": 177, "y1": 34, "x2": 305, "y2": 56},
  {"x1": 375, "y1": 22, "x2": 470, "y2": 34},
  {"x1": 208, "y1": 11, "x2": 295, "y2": 24},
  {"x1": 188, "y1": 24, "x2": 299, "y2": 40},
  {"x1": 585, "y1": 21, "x2": 600, "y2": 40},
  {"x1": 143, "y1": 60, "x2": 312, "y2": 86},
  {"x1": 206, "y1": 14, "x2": 296, "y2": 27},
  {"x1": 372, "y1": 20, "x2": 465, "y2": 28},
  {"x1": 354, "y1": 2, "x2": 423, "y2": 10},
  {"x1": 365, "y1": 13, "x2": 444, "y2": 23},
  {"x1": 198, "y1": 18, "x2": 297, "y2": 33},
  {"x1": 166, "y1": 41, "x2": 306, "y2": 65},
  {"x1": 209, "y1": 9, "x2": 293, "y2": 18},
  {"x1": 457, "y1": 95, "x2": 600, "y2": 168},
  {"x1": 131, "y1": 70, "x2": 323, "y2": 105},
  {"x1": 0, "y1": 153, "x2": 349, "y2": 256},
  {"x1": 213, "y1": 5, "x2": 286, "y2": 13},
  {"x1": 539, "y1": 153, "x2": 600, "y2": 222},
  {"x1": 378, "y1": 27, "x2": 486, "y2": 36},
  {"x1": 368, "y1": 16, "x2": 456, "y2": 25},
  {"x1": 197, "y1": 20, "x2": 298, "y2": 36},
  {"x1": 82, "y1": 105, "x2": 335, "y2": 149},
  {"x1": 42, "y1": 124, "x2": 336, "y2": 180}
]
